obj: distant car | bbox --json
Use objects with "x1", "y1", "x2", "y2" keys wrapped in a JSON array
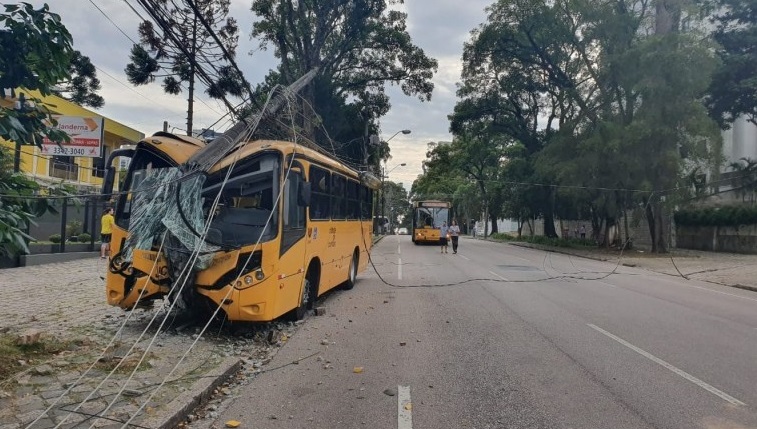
[{"x1": 397, "y1": 227, "x2": 409, "y2": 235}]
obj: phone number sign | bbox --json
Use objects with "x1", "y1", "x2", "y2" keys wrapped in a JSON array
[{"x1": 41, "y1": 116, "x2": 104, "y2": 158}]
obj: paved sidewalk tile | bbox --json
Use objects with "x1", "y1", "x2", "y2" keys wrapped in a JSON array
[{"x1": 0, "y1": 258, "x2": 275, "y2": 429}]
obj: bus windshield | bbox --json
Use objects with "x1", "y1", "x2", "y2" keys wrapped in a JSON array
[
  {"x1": 202, "y1": 153, "x2": 280, "y2": 247},
  {"x1": 416, "y1": 207, "x2": 449, "y2": 228},
  {"x1": 115, "y1": 150, "x2": 173, "y2": 229}
]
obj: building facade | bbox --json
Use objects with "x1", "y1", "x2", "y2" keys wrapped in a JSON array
[{"x1": 1, "y1": 89, "x2": 144, "y2": 192}]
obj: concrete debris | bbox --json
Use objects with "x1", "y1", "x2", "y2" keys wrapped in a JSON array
[{"x1": 16, "y1": 329, "x2": 41, "y2": 345}]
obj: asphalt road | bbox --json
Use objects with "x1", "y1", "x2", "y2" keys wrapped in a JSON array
[{"x1": 209, "y1": 235, "x2": 757, "y2": 429}]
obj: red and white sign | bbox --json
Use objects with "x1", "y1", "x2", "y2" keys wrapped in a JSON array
[{"x1": 41, "y1": 116, "x2": 104, "y2": 157}]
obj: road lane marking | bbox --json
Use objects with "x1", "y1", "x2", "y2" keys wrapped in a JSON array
[
  {"x1": 398, "y1": 257, "x2": 403, "y2": 280},
  {"x1": 489, "y1": 270, "x2": 509, "y2": 282},
  {"x1": 460, "y1": 254, "x2": 470, "y2": 261},
  {"x1": 398, "y1": 385, "x2": 412, "y2": 429},
  {"x1": 588, "y1": 324, "x2": 746, "y2": 406}
]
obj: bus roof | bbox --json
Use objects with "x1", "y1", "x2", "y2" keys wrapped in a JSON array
[{"x1": 211, "y1": 139, "x2": 363, "y2": 180}]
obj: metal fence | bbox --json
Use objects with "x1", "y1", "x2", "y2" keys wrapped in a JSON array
[{"x1": 27, "y1": 196, "x2": 109, "y2": 254}]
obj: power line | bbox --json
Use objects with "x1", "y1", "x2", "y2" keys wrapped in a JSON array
[{"x1": 87, "y1": 0, "x2": 139, "y2": 45}]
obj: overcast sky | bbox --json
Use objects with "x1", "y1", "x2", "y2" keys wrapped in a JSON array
[{"x1": 28, "y1": 0, "x2": 492, "y2": 188}]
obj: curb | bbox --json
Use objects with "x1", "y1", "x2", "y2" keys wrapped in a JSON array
[
  {"x1": 143, "y1": 356, "x2": 243, "y2": 429},
  {"x1": 505, "y1": 241, "x2": 757, "y2": 293}
]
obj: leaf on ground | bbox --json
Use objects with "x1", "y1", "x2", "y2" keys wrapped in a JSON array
[
  {"x1": 225, "y1": 420, "x2": 241, "y2": 428},
  {"x1": 352, "y1": 366, "x2": 364, "y2": 373}
]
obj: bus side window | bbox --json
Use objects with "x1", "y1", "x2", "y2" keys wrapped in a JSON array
[
  {"x1": 309, "y1": 165, "x2": 330, "y2": 220},
  {"x1": 347, "y1": 180, "x2": 360, "y2": 219},
  {"x1": 331, "y1": 174, "x2": 346, "y2": 220},
  {"x1": 360, "y1": 185, "x2": 372, "y2": 220}
]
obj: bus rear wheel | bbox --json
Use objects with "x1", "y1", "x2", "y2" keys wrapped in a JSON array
[{"x1": 343, "y1": 250, "x2": 358, "y2": 290}]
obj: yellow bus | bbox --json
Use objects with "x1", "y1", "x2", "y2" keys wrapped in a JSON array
[
  {"x1": 411, "y1": 200, "x2": 451, "y2": 244},
  {"x1": 102, "y1": 132, "x2": 379, "y2": 321}
]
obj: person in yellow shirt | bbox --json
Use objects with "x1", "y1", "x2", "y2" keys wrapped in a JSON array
[{"x1": 100, "y1": 207, "x2": 114, "y2": 259}]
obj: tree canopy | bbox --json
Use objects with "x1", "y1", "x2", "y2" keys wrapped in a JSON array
[
  {"x1": 250, "y1": 0, "x2": 438, "y2": 165},
  {"x1": 443, "y1": 0, "x2": 722, "y2": 250}
]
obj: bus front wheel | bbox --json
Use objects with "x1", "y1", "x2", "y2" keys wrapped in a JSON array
[
  {"x1": 343, "y1": 250, "x2": 358, "y2": 290},
  {"x1": 293, "y1": 270, "x2": 317, "y2": 320}
]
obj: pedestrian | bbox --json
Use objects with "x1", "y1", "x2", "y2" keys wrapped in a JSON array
[
  {"x1": 439, "y1": 221, "x2": 449, "y2": 253},
  {"x1": 580, "y1": 224, "x2": 586, "y2": 240},
  {"x1": 449, "y1": 219, "x2": 461, "y2": 254},
  {"x1": 101, "y1": 207, "x2": 114, "y2": 259},
  {"x1": 472, "y1": 220, "x2": 477, "y2": 238}
]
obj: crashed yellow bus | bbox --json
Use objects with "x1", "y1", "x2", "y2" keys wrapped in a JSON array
[
  {"x1": 101, "y1": 72, "x2": 380, "y2": 322},
  {"x1": 102, "y1": 133, "x2": 378, "y2": 322},
  {"x1": 411, "y1": 200, "x2": 451, "y2": 244}
]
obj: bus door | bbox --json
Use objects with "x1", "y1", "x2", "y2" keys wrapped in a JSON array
[{"x1": 276, "y1": 163, "x2": 309, "y2": 315}]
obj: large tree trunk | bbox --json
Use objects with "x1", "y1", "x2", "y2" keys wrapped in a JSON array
[
  {"x1": 543, "y1": 188, "x2": 558, "y2": 238},
  {"x1": 646, "y1": 199, "x2": 668, "y2": 253},
  {"x1": 489, "y1": 212, "x2": 499, "y2": 234}
]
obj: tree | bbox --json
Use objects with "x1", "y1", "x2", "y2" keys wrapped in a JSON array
[
  {"x1": 53, "y1": 50, "x2": 104, "y2": 108},
  {"x1": 706, "y1": 0, "x2": 757, "y2": 127},
  {"x1": 250, "y1": 0, "x2": 438, "y2": 164},
  {"x1": 125, "y1": 0, "x2": 244, "y2": 134},
  {"x1": 0, "y1": 2, "x2": 73, "y2": 257},
  {"x1": 452, "y1": 0, "x2": 720, "y2": 251},
  {"x1": 383, "y1": 181, "x2": 410, "y2": 232}
]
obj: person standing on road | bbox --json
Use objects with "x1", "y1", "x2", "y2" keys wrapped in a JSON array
[
  {"x1": 449, "y1": 219, "x2": 461, "y2": 254},
  {"x1": 100, "y1": 207, "x2": 114, "y2": 259},
  {"x1": 439, "y1": 221, "x2": 449, "y2": 253},
  {"x1": 580, "y1": 225, "x2": 586, "y2": 240}
]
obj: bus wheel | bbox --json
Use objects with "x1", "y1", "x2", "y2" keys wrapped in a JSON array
[
  {"x1": 293, "y1": 270, "x2": 317, "y2": 320},
  {"x1": 343, "y1": 250, "x2": 358, "y2": 290}
]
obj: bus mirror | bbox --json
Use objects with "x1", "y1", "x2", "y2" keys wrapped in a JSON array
[
  {"x1": 102, "y1": 166, "x2": 115, "y2": 201},
  {"x1": 102, "y1": 147, "x2": 135, "y2": 202},
  {"x1": 299, "y1": 182, "x2": 312, "y2": 206}
]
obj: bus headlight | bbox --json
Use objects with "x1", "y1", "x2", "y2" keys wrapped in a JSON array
[
  {"x1": 255, "y1": 270, "x2": 265, "y2": 281},
  {"x1": 244, "y1": 275, "x2": 253, "y2": 285}
]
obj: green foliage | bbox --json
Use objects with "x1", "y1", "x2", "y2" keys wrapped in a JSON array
[
  {"x1": 52, "y1": 50, "x2": 104, "y2": 108},
  {"x1": 0, "y1": 3, "x2": 78, "y2": 257},
  {"x1": 448, "y1": 0, "x2": 721, "y2": 250},
  {"x1": 706, "y1": 0, "x2": 757, "y2": 127},
  {"x1": 77, "y1": 232, "x2": 92, "y2": 242},
  {"x1": 251, "y1": 0, "x2": 437, "y2": 164},
  {"x1": 48, "y1": 234, "x2": 61, "y2": 244},
  {"x1": 0, "y1": 3, "x2": 73, "y2": 150},
  {"x1": 65, "y1": 220, "x2": 82, "y2": 237},
  {"x1": 675, "y1": 206, "x2": 757, "y2": 227}
]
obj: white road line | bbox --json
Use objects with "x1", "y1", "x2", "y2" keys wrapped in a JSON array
[
  {"x1": 460, "y1": 254, "x2": 470, "y2": 261},
  {"x1": 398, "y1": 257, "x2": 403, "y2": 280},
  {"x1": 489, "y1": 270, "x2": 509, "y2": 282},
  {"x1": 398, "y1": 385, "x2": 412, "y2": 429},
  {"x1": 587, "y1": 324, "x2": 746, "y2": 406}
]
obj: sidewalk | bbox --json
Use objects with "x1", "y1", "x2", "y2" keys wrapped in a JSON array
[
  {"x1": 503, "y1": 240, "x2": 757, "y2": 292},
  {"x1": 0, "y1": 258, "x2": 290, "y2": 429}
]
